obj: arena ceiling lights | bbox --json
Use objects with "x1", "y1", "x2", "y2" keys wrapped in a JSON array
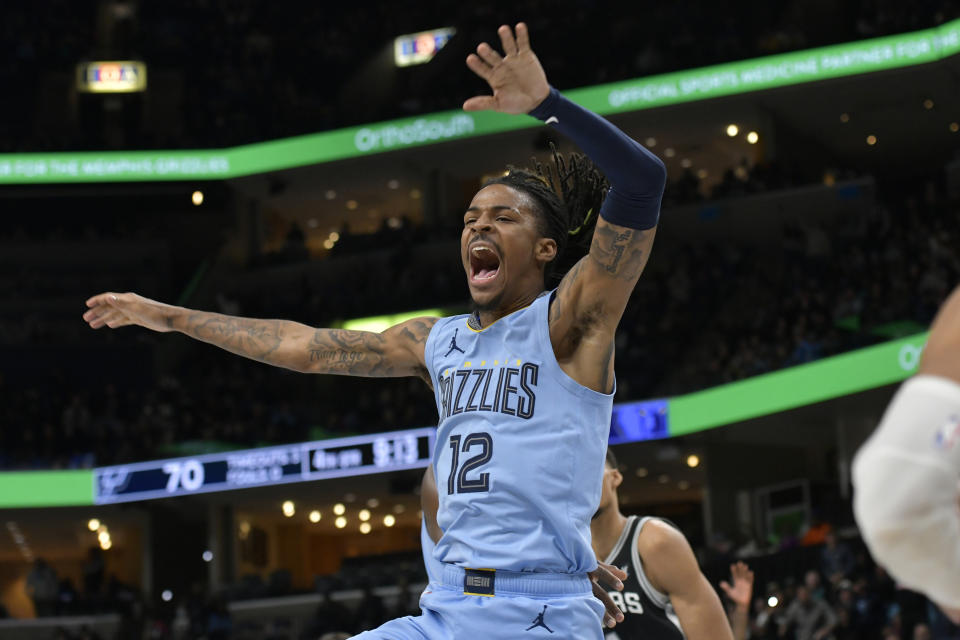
[{"x1": 0, "y1": 18, "x2": 957, "y2": 184}]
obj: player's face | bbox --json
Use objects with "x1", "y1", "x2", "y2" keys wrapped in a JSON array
[{"x1": 461, "y1": 184, "x2": 556, "y2": 311}]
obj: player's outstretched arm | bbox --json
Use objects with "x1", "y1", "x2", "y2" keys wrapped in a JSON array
[
  {"x1": 464, "y1": 23, "x2": 664, "y2": 392},
  {"x1": 852, "y1": 284, "x2": 960, "y2": 624},
  {"x1": 638, "y1": 520, "x2": 734, "y2": 640},
  {"x1": 83, "y1": 292, "x2": 436, "y2": 379}
]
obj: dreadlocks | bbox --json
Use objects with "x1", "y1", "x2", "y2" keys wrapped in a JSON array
[{"x1": 485, "y1": 144, "x2": 609, "y2": 285}]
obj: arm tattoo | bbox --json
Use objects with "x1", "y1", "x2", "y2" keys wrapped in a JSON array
[
  {"x1": 183, "y1": 313, "x2": 285, "y2": 363},
  {"x1": 307, "y1": 329, "x2": 390, "y2": 375},
  {"x1": 180, "y1": 311, "x2": 437, "y2": 378},
  {"x1": 588, "y1": 222, "x2": 652, "y2": 281},
  {"x1": 308, "y1": 318, "x2": 437, "y2": 378}
]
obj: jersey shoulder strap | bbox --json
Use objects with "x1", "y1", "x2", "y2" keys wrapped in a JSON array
[
  {"x1": 632, "y1": 516, "x2": 672, "y2": 610},
  {"x1": 603, "y1": 515, "x2": 639, "y2": 565}
]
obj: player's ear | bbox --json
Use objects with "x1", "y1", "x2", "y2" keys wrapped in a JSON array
[
  {"x1": 612, "y1": 468, "x2": 623, "y2": 490},
  {"x1": 535, "y1": 237, "x2": 557, "y2": 265}
]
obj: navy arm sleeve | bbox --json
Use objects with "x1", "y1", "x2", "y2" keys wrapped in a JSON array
[{"x1": 529, "y1": 87, "x2": 666, "y2": 230}]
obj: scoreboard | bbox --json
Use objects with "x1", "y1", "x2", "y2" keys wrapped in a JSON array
[
  {"x1": 89, "y1": 398, "x2": 671, "y2": 505},
  {"x1": 94, "y1": 427, "x2": 435, "y2": 505}
]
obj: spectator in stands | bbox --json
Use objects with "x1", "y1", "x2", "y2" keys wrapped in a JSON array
[
  {"x1": 803, "y1": 570, "x2": 825, "y2": 602},
  {"x1": 820, "y1": 532, "x2": 855, "y2": 586},
  {"x1": 832, "y1": 603, "x2": 856, "y2": 640},
  {"x1": 26, "y1": 557, "x2": 59, "y2": 617},
  {"x1": 752, "y1": 584, "x2": 784, "y2": 639},
  {"x1": 57, "y1": 578, "x2": 78, "y2": 616},
  {"x1": 82, "y1": 547, "x2": 105, "y2": 608},
  {"x1": 204, "y1": 597, "x2": 232, "y2": 640},
  {"x1": 778, "y1": 584, "x2": 837, "y2": 640},
  {"x1": 913, "y1": 623, "x2": 932, "y2": 640}
]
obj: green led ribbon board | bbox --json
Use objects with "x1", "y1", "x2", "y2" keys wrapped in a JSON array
[
  {"x1": 669, "y1": 332, "x2": 927, "y2": 435},
  {"x1": 0, "y1": 19, "x2": 957, "y2": 184},
  {"x1": 0, "y1": 334, "x2": 927, "y2": 507}
]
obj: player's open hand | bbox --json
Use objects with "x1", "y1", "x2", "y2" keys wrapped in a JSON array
[
  {"x1": 720, "y1": 561, "x2": 754, "y2": 610},
  {"x1": 463, "y1": 23, "x2": 550, "y2": 115},
  {"x1": 589, "y1": 561, "x2": 627, "y2": 628},
  {"x1": 83, "y1": 292, "x2": 179, "y2": 333}
]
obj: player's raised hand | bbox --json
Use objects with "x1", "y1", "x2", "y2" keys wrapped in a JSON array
[
  {"x1": 720, "y1": 561, "x2": 754, "y2": 610},
  {"x1": 588, "y1": 561, "x2": 627, "y2": 628},
  {"x1": 463, "y1": 23, "x2": 550, "y2": 115},
  {"x1": 83, "y1": 292, "x2": 179, "y2": 333}
]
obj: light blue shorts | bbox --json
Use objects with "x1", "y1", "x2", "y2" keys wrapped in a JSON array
[{"x1": 352, "y1": 564, "x2": 605, "y2": 639}]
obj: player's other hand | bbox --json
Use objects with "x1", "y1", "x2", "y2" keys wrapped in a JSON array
[
  {"x1": 463, "y1": 23, "x2": 550, "y2": 115},
  {"x1": 83, "y1": 292, "x2": 178, "y2": 333},
  {"x1": 589, "y1": 561, "x2": 627, "y2": 628},
  {"x1": 720, "y1": 561, "x2": 754, "y2": 610}
]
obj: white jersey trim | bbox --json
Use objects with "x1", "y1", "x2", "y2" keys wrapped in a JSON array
[
  {"x1": 632, "y1": 517, "x2": 671, "y2": 610},
  {"x1": 603, "y1": 515, "x2": 638, "y2": 565},
  {"x1": 630, "y1": 517, "x2": 685, "y2": 635}
]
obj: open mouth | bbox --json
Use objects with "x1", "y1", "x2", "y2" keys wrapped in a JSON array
[{"x1": 469, "y1": 244, "x2": 501, "y2": 284}]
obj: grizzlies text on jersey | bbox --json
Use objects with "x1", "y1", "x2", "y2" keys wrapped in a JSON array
[{"x1": 424, "y1": 290, "x2": 614, "y2": 573}]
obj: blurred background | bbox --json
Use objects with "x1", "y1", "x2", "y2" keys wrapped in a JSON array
[{"x1": 1, "y1": 0, "x2": 959, "y2": 638}]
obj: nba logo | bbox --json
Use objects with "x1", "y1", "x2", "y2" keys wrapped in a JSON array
[{"x1": 934, "y1": 414, "x2": 960, "y2": 451}]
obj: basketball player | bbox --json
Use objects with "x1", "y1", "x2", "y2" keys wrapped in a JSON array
[
  {"x1": 853, "y1": 284, "x2": 960, "y2": 624},
  {"x1": 84, "y1": 23, "x2": 664, "y2": 638},
  {"x1": 592, "y1": 449, "x2": 753, "y2": 639}
]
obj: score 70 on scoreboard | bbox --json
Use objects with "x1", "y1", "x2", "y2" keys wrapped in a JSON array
[{"x1": 93, "y1": 427, "x2": 435, "y2": 505}]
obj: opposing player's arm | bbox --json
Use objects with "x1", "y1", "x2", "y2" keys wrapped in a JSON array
[
  {"x1": 639, "y1": 520, "x2": 734, "y2": 640},
  {"x1": 83, "y1": 292, "x2": 437, "y2": 381},
  {"x1": 920, "y1": 284, "x2": 960, "y2": 381},
  {"x1": 852, "y1": 283, "x2": 960, "y2": 623}
]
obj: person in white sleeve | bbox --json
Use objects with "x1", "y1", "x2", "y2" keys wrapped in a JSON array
[{"x1": 852, "y1": 284, "x2": 960, "y2": 623}]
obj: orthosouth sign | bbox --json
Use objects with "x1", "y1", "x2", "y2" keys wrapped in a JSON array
[
  {"x1": 898, "y1": 341, "x2": 925, "y2": 372},
  {"x1": 354, "y1": 114, "x2": 475, "y2": 152},
  {"x1": 0, "y1": 18, "x2": 957, "y2": 183}
]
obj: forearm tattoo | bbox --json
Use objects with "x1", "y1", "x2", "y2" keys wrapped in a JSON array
[
  {"x1": 181, "y1": 311, "x2": 437, "y2": 378},
  {"x1": 182, "y1": 313, "x2": 285, "y2": 363}
]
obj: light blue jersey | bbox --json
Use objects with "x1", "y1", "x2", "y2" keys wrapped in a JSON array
[{"x1": 423, "y1": 290, "x2": 614, "y2": 574}]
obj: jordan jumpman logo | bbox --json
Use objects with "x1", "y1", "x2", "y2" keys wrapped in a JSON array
[
  {"x1": 525, "y1": 605, "x2": 554, "y2": 633},
  {"x1": 445, "y1": 328, "x2": 465, "y2": 357}
]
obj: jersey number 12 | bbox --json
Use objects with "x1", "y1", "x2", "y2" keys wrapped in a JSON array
[{"x1": 447, "y1": 433, "x2": 492, "y2": 494}]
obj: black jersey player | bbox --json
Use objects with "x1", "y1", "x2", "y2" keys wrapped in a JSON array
[{"x1": 592, "y1": 449, "x2": 753, "y2": 639}]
